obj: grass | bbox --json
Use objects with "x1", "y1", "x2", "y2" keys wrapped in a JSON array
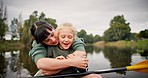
[
  {"x1": 134, "y1": 39, "x2": 148, "y2": 50},
  {"x1": 93, "y1": 39, "x2": 148, "y2": 50},
  {"x1": 0, "y1": 40, "x2": 25, "y2": 52}
]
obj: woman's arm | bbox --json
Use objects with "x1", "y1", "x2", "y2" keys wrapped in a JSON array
[
  {"x1": 39, "y1": 56, "x2": 66, "y2": 75},
  {"x1": 36, "y1": 56, "x2": 88, "y2": 71},
  {"x1": 67, "y1": 51, "x2": 86, "y2": 58},
  {"x1": 29, "y1": 40, "x2": 88, "y2": 74},
  {"x1": 70, "y1": 37, "x2": 87, "y2": 57},
  {"x1": 40, "y1": 69, "x2": 61, "y2": 75},
  {"x1": 71, "y1": 37, "x2": 86, "y2": 52}
]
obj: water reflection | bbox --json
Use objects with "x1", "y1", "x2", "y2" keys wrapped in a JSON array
[
  {"x1": 0, "y1": 52, "x2": 6, "y2": 78},
  {"x1": 85, "y1": 46, "x2": 102, "y2": 54},
  {"x1": 19, "y1": 48, "x2": 38, "y2": 75},
  {"x1": 86, "y1": 45, "x2": 148, "y2": 78},
  {"x1": 0, "y1": 48, "x2": 34, "y2": 78},
  {"x1": 103, "y1": 46, "x2": 132, "y2": 67},
  {"x1": 0, "y1": 46, "x2": 148, "y2": 78},
  {"x1": 103, "y1": 46, "x2": 132, "y2": 74},
  {"x1": 139, "y1": 50, "x2": 148, "y2": 59}
]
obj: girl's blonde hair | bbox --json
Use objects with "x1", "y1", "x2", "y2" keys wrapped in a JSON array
[{"x1": 56, "y1": 22, "x2": 77, "y2": 36}]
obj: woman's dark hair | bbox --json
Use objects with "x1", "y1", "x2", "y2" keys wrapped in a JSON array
[{"x1": 30, "y1": 20, "x2": 53, "y2": 44}]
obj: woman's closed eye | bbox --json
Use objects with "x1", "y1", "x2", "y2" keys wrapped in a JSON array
[
  {"x1": 45, "y1": 39, "x2": 50, "y2": 42},
  {"x1": 50, "y1": 32, "x2": 54, "y2": 37}
]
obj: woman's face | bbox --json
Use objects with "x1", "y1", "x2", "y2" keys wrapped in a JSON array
[
  {"x1": 58, "y1": 29, "x2": 74, "y2": 49},
  {"x1": 43, "y1": 29, "x2": 59, "y2": 45}
]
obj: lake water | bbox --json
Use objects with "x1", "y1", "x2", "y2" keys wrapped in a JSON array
[{"x1": 0, "y1": 46, "x2": 148, "y2": 78}]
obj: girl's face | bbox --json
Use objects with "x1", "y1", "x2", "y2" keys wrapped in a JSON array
[
  {"x1": 58, "y1": 29, "x2": 74, "y2": 49},
  {"x1": 43, "y1": 30, "x2": 59, "y2": 45}
]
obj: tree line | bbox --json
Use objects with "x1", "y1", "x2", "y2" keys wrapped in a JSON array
[{"x1": 0, "y1": 0, "x2": 147, "y2": 44}]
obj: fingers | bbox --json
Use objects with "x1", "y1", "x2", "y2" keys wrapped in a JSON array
[
  {"x1": 67, "y1": 54, "x2": 75, "y2": 58},
  {"x1": 83, "y1": 60, "x2": 88, "y2": 68},
  {"x1": 41, "y1": 69, "x2": 48, "y2": 75},
  {"x1": 82, "y1": 55, "x2": 87, "y2": 58},
  {"x1": 55, "y1": 56, "x2": 66, "y2": 60},
  {"x1": 82, "y1": 63, "x2": 88, "y2": 68},
  {"x1": 77, "y1": 58, "x2": 88, "y2": 69},
  {"x1": 80, "y1": 64, "x2": 88, "y2": 69}
]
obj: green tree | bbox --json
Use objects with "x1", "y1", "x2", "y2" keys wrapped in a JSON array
[
  {"x1": 103, "y1": 15, "x2": 131, "y2": 41},
  {"x1": 9, "y1": 13, "x2": 23, "y2": 41},
  {"x1": 21, "y1": 11, "x2": 57, "y2": 44},
  {"x1": 77, "y1": 29, "x2": 87, "y2": 38},
  {"x1": 78, "y1": 29, "x2": 102, "y2": 43},
  {"x1": 10, "y1": 18, "x2": 18, "y2": 40},
  {"x1": 103, "y1": 28, "x2": 114, "y2": 41},
  {"x1": 93, "y1": 34, "x2": 102, "y2": 42},
  {"x1": 139, "y1": 29, "x2": 148, "y2": 39},
  {"x1": 77, "y1": 29, "x2": 91, "y2": 43},
  {"x1": 145, "y1": 30, "x2": 148, "y2": 38},
  {"x1": 0, "y1": 0, "x2": 8, "y2": 40},
  {"x1": 85, "y1": 34, "x2": 94, "y2": 43},
  {"x1": 130, "y1": 33, "x2": 138, "y2": 41},
  {"x1": 17, "y1": 13, "x2": 23, "y2": 40}
]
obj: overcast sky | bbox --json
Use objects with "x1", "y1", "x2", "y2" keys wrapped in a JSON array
[{"x1": 3, "y1": 0, "x2": 148, "y2": 36}]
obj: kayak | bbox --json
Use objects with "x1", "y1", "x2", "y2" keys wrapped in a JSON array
[{"x1": 34, "y1": 70, "x2": 44, "y2": 77}]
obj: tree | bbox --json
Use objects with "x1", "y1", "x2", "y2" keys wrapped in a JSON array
[
  {"x1": 0, "y1": 0, "x2": 8, "y2": 40},
  {"x1": 39, "y1": 12, "x2": 45, "y2": 20},
  {"x1": 145, "y1": 30, "x2": 148, "y2": 38},
  {"x1": 17, "y1": 13, "x2": 23, "y2": 40},
  {"x1": 130, "y1": 33, "x2": 138, "y2": 41},
  {"x1": 21, "y1": 11, "x2": 57, "y2": 44},
  {"x1": 139, "y1": 29, "x2": 148, "y2": 39},
  {"x1": 77, "y1": 29, "x2": 102, "y2": 43},
  {"x1": 10, "y1": 18, "x2": 18, "y2": 40},
  {"x1": 85, "y1": 34, "x2": 94, "y2": 43},
  {"x1": 93, "y1": 34, "x2": 102, "y2": 42},
  {"x1": 77, "y1": 29, "x2": 87, "y2": 38},
  {"x1": 103, "y1": 28, "x2": 114, "y2": 41},
  {"x1": 77, "y1": 29, "x2": 96, "y2": 43},
  {"x1": 103, "y1": 15, "x2": 131, "y2": 41},
  {"x1": 9, "y1": 13, "x2": 23, "y2": 41}
]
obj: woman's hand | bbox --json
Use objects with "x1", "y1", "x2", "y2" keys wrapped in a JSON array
[
  {"x1": 66, "y1": 51, "x2": 88, "y2": 69},
  {"x1": 68, "y1": 56, "x2": 88, "y2": 69}
]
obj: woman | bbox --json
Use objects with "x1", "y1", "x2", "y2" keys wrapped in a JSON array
[
  {"x1": 29, "y1": 21, "x2": 87, "y2": 73},
  {"x1": 29, "y1": 21, "x2": 102, "y2": 78}
]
